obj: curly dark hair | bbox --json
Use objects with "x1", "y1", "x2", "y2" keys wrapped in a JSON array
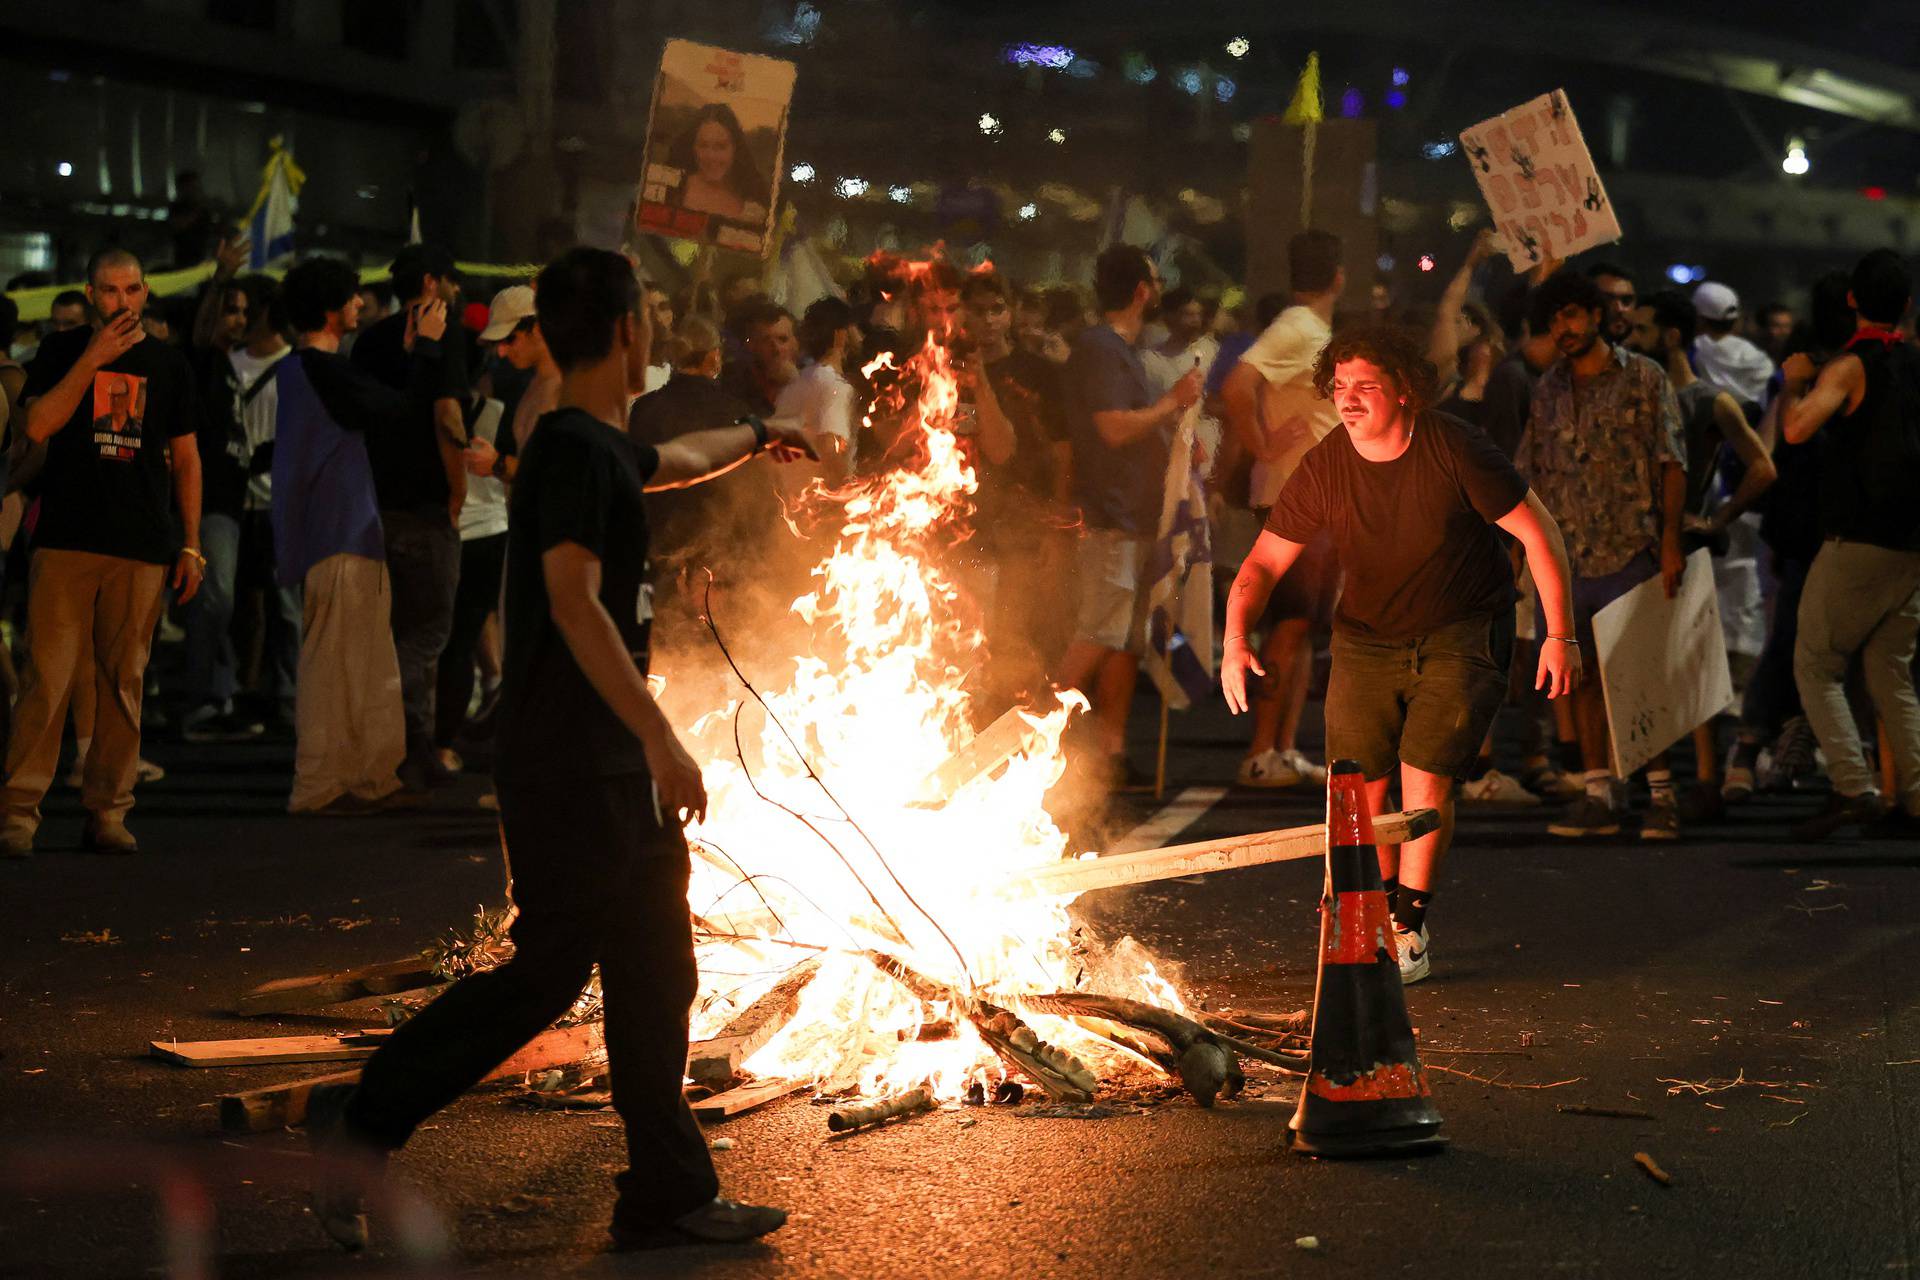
[{"x1": 1310, "y1": 324, "x2": 1442, "y2": 410}]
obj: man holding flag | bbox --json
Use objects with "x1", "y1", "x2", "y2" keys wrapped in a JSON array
[{"x1": 1056, "y1": 244, "x2": 1202, "y2": 793}]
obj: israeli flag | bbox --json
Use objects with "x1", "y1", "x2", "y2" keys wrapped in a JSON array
[
  {"x1": 1141, "y1": 402, "x2": 1216, "y2": 710},
  {"x1": 246, "y1": 137, "x2": 304, "y2": 269}
]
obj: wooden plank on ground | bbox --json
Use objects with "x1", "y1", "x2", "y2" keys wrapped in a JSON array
[
  {"x1": 691, "y1": 1078, "x2": 806, "y2": 1121},
  {"x1": 687, "y1": 960, "x2": 819, "y2": 1087},
  {"x1": 234, "y1": 957, "x2": 439, "y2": 1016},
  {"x1": 217, "y1": 1022, "x2": 608, "y2": 1133},
  {"x1": 150, "y1": 1030, "x2": 392, "y2": 1068},
  {"x1": 1003, "y1": 809, "x2": 1442, "y2": 900},
  {"x1": 218, "y1": 1068, "x2": 362, "y2": 1133}
]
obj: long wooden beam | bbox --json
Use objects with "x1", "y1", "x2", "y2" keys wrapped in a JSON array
[{"x1": 1002, "y1": 809, "x2": 1441, "y2": 900}]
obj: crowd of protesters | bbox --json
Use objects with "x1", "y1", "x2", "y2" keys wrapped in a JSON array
[{"x1": 0, "y1": 225, "x2": 1915, "y2": 873}]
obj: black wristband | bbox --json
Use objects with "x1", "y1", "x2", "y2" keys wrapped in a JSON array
[{"x1": 740, "y1": 415, "x2": 770, "y2": 454}]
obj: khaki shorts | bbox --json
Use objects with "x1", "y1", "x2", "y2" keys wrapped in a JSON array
[
  {"x1": 1073, "y1": 528, "x2": 1153, "y2": 654},
  {"x1": 1325, "y1": 611, "x2": 1515, "y2": 781}
]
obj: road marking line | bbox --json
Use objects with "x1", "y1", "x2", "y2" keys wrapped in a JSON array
[{"x1": 1112, "y1": 786, "x2": 1229, "y2": 854}]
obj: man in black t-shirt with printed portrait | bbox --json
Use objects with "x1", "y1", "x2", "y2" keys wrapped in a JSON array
[
  {"x1": 1222, "y1": 327, "x2": 1580, "y2": 985},
  {"x1": 1, "y1": 249, "x2": 204, "y2": 858},
  {"x1": 307, "y1": 247, "x2": 817, "y2": 1254}
]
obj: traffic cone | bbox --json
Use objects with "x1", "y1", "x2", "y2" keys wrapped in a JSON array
[{"x1": 1289, "y1": 759, "x2": 1447, "y2": 1157}]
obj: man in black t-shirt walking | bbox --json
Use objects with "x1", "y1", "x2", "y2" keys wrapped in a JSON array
[
  {"x1": 2, "y1": 249, "x2": 205, "y2": 857},
  {"x1": 308, "y1": 247, "x2": 816, "y2": 1252},
  {"x1": 1222, "y1": 327, "x2": 1581, "y2": 984}
]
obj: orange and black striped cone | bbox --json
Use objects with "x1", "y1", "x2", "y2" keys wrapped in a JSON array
[{"x1": 1288, "y1": 759, "x2": 1447, "y2": 1157}]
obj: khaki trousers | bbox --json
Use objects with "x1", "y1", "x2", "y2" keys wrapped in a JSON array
[
  {"x1": 291, "y1": 553, "x2": 405, "y2": 812},
  {"x1": 1794, "y1": 538, "x2": 1920, "y2": 813},
  {"x1": 2, "y1": 549, "x2": 167, "y2": 832}
]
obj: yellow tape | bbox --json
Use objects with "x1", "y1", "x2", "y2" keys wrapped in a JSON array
[{"x1": 6, "y1": 258, "x2": 542, "y2": 324}]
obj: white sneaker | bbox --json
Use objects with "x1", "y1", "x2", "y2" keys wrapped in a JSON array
[
  {"x1": 1237, "y1": 749, "x2": 1303, "y2": 789},
  {"x1": 1461, "y1": 768, "x2": 1543, "y2": 805},
  {"x1": 1721, "y1": 764, "x2": 1756, "y2": 803},
  {"x1": 1395, "y1": 924, "x2": 1431, "y2": 985},
  {"x1": 1275, "y1": 749, "x2": 1328, "y2": 785}
]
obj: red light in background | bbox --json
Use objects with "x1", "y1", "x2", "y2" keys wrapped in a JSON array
[
  {"x1": 1861, "y1": 186, "x2": 1888, "y2": 201},
  {"x1": 1417, "y1": 255, "x2": 1436, "y2": 272}
]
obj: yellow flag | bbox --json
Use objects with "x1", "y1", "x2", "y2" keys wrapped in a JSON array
[{"x1": 1282, "y1": 52, "x2": 1324, "y2": 126}]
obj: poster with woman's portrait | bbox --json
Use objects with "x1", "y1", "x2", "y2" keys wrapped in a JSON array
[{"x1": 635, "y1": 39, "x2": 796, "y2": 257}]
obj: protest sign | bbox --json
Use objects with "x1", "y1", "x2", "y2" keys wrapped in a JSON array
[
  {"x1": 634, "y1": 39, "x2": 796, "y2": 256},
  {"x1": 1459, "y1": 90, "x2": 1621, "y2": 273},
  {"x1": 1591, "y1": 549, "x2": 1734, "y2": 779}
]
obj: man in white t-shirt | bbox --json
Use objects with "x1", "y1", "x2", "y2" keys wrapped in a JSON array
[
  {"x1": 1141, "y1": 286, "x2": 1223, "y2": 472},
  {"x1": 1217, "y1": 230, "x2": 1345, "y2": 789},
  {"x1": 768, "y1": 297, "x2": 858, "y2": 502},
  {"x1": 229, "y1": 273, "x2": 300, "y2": 728}
]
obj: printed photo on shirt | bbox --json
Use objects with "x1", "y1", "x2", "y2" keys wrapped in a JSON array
[
  {"x1": 633, "y1": 39, "x2": 796, "y2": 257},
  {"x1": 90, "y1": 371, "x2": 146, "y2": 461}
]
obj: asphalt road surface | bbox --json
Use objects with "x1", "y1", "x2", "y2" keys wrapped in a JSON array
[{"x1": 1, "y1": 693, "x2": 1916, "y2": 1279}]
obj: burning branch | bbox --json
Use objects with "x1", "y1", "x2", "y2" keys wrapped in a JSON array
[{"x1": 828, "y1": 1087, "x2": 936, "y2": 1132}]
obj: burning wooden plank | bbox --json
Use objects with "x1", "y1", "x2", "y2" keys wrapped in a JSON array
[
  {"x1": 233, "y1": 957, "x2": 439, "y2": 1016},
  {"x1": 1002, "y1": 807, "x2": 1441, "y2": 900},
  {"x1": 910, "y1": 706, "x2": 1038, "y2": 806},
  {"x1": 692, "y1": 1078, "x2": 808, "y2": 1120},
  {"x1": 687, "y1": 959, "x2": 820, "y2": 1087}
]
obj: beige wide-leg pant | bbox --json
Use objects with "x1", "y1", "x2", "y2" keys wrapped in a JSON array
[{"x1": 291, "y1": 553, "x2": 405, "y2": 812}]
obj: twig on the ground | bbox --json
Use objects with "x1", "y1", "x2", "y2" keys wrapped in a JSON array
[
  {"x1": 1556, "y1": 1104, "x2": 1655, "y2": 1120},
  {"x1": 1422, "y1": 1048, "x2": 1533, "y2": 1058},
  {"x1": 1767, "y1": 1111, "x2": 1809, "y2": 1129},
  {"x1": 1656, "y1": 1070, "x2": 1821, "y2": 1097},
  {"x1": 1633, "y1": 1151, "x2": 1674, "y2": 1186},
  {"x1": 1427, "y1": 1064, "x2": 1582, "y2": 1090}
]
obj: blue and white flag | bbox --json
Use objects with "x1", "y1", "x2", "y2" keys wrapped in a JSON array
[
  {"x1": 245, "y1": 136, "x2": 305, "y2": 270},
  {"x1": 1141, "y1": 402, "x2": 1216, "y2": 710}
]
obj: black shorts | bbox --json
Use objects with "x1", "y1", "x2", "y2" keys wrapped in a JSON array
[
  {"x1": 1324, "y1": 611, "x2": 1515, "y2": 781},
  {"x1": 1252, "y1": 515, "x2": 1338, "y2": 628}
]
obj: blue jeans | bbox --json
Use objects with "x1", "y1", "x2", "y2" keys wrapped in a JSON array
[{"x1": 184, "y1": 512, "x2": 242, "y2": 710}]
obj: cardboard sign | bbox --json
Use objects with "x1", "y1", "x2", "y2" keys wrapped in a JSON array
[
  {"x1": 1459, "y1": 90, "x2": 1621, "y2": 272},
  {"x1": 1591, "y1": 549, "x2": 1734, "y2": 779},
  {"x1": 634, "y1": 39, "x2": 797, "y2": 256}
]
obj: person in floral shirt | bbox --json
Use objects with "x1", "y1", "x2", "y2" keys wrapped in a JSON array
[{"x1": 1519, "y1": 268, "x2": 1687, "y2": 840}]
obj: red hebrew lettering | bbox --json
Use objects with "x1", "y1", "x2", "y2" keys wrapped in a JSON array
[
  {"x1": 1509, "y1": 113, "x2": 1541, "y2": 159},
  {"x1": 1516, "y1": 170, "x2": 1543, "y2": 210},
  {"x1": 1487, "y1": 173, "x2": 1519, "y2": 213}
]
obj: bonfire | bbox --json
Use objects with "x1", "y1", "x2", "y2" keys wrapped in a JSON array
[{"x1": 662, "y1": 307, "x2": 1306, "y2": 1122}]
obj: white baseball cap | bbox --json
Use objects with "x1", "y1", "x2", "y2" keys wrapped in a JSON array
[
  {"x1": 479, "y1": 285, "x2": 536, "y2": 341},
  {"x1": 1691, "y1": 281, "x2": 1740, "y2": 323}
]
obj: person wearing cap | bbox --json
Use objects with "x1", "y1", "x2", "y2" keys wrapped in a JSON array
[
  {"x1": 429, "y1": 287, "x2": 526, "y2": 768},
  {"x1": 351, "y1": 243, "x2": 471, "y2": 791},
  {"x1": 1690, "y1": 281, "x2": 1776, "y2": 409}
]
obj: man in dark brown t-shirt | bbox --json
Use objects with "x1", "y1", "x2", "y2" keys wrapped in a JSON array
[{"x1": 1222, "y1": 327, "x2": 1581, "y2": 985}]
